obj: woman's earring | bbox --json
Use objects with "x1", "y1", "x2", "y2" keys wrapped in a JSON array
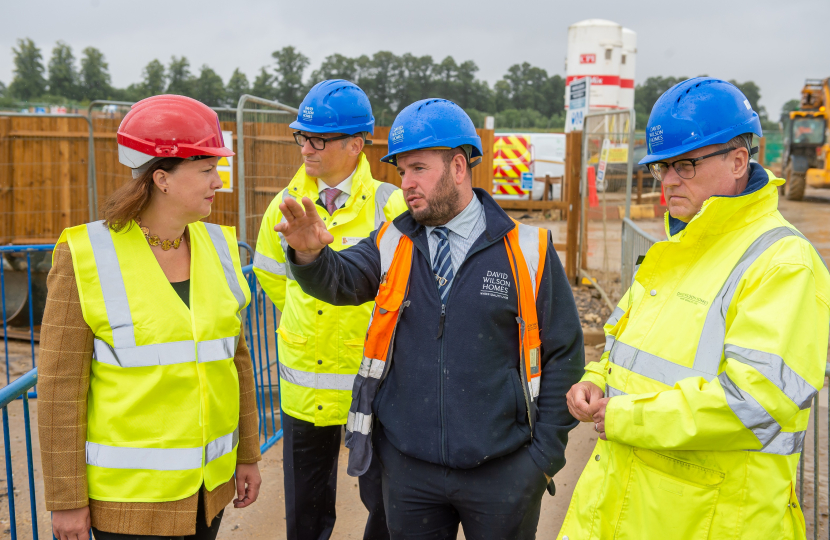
[{"x1": 163, "y1": 188, "x2": 168, "y2": 193}]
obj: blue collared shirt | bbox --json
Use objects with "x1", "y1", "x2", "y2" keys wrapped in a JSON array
[{"x1": 425, "y1": 194, "x2": 487, "y2": 273}]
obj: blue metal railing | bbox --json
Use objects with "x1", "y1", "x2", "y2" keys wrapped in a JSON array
[{"x1": 0, "y1": 242, "x2": 282, "y2": 539}]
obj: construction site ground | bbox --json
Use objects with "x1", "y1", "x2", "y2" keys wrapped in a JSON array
[{"x1": 3, "y1": 187, "x2": 830, "y2": 539}]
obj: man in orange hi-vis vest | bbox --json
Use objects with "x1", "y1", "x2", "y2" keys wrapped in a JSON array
[{"x1": 271, "y1": 99, "x2": 584, "y2": 540}]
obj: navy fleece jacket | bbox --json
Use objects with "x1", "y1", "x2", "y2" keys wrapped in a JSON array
[{"x1": 287, "y1": 188, "x2": 584, "y2": 478}]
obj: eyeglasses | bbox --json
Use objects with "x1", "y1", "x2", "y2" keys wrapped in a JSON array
[
  {"x1": 647, "y1": 147, "x2": 740, "y2": 182},
  {"x1": 293, "y1": 131, "x2": 360, "y2": 151}
]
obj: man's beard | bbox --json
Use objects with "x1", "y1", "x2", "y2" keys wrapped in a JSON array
[{"x1": 406, "y1": 167, "x2": 461, "y2": 227}]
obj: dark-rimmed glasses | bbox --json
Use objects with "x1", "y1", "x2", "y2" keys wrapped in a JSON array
[
  {"x1": 647, "y1": 147, "x2": 741, "y2": 182},
  {"x1": 293, "y1": 131, "x2": 360, "y2": 151}
]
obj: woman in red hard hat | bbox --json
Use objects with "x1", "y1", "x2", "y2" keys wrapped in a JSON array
[{"x1": 38, "y1": 95, "x2": 262, "y2": 540}]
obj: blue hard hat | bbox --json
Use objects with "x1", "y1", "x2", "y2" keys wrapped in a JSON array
[
  {"x1": 290, "y1": 79, "x2": 375, "y2": 135},
  {"x1": 639, "y1": 77, "x2": 763, "y2": 164},
  {"x1": 381, "y1": 98, "x2": 483, "y2": 166}
]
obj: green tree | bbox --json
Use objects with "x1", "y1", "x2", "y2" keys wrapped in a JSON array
[
  {"x1": 498, "y1": 62, "x2": 551, "y2": 114},
  {"x1": 79, "y1": 47, "x2": 112, "y2": 100},
  {"x1": 225, "y1": 68, "x2": 250, "y2": 106},
  {"x1": 8, "y1": 38, "x2": 46, "y2": 100},
  {"x1": 251, "y1": 67, "x2": 275, "y2": 99},
  {"x1": 272, "y1": 46, "x2": 309, "y2": 106},
  {"x1": 0, "y1": 80, "x2": 6, "y2": 98},
  {"x1": 396, "y1": 53, "x2": 434, "y2": 108},
  {"x1": 167, "y1": 56, "x2": 194, "y2": 96},
  {"x1": 357, "y1": 51, "x2": 400, "y2": 115},
  {"x1": 309, "y1": 54, "x2": 359, "y2": 84},
  {"x1": 48, "y1": 41, "x2": 79, "y2": 100},
  {"x1": 192, "y1": 65, "x2": 225, "y2": 106},
  {"x1": 781, "y1": 98, "x2": 800, "y2": 115},
  {"x1": 141, "y1": 59, "x2": 166, "y2": 97}
]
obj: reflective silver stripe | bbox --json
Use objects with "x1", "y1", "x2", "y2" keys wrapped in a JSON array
[
  {"x1": 529, "y1": 376, "x2": 540, "y2": 399},
  {"x1": 606, "y1": 306, "x2": 625, "y2": 328},
  {"x1": 606, "y1": 385, "x2": 627, "y2": 397},
  {"x1": 611, "y1": 341, "x2": 710, "y2": 388},
  {"x1": 358, "y1": 357, "x2": 385, "y2": 379},
  {"x1": 198, "y1": 336, "x2": 238, "y2": 363},
  {"x1": 374, "y1": 183, "x2": 399, "y2": 229},
  {"x1": 86, "y1": 442, "x2": 202, "y2": 471},
  {"x1": 93, "y1": 338, "x2": 196, "y2": 368},
  {"x1": 279, "y1": 362, "x2": 356, "y2": 391},
  {"x1": 756, "y1": 430, "x2": 806, "y2": 455},
  {"x1": 516, "y1": 223, "x2": 541, "y2": 298},
  {"x1": 604, "y1": 335, "x2": 616, "y2": 354},
  {"x1": 87, "y1": 221, "x2": 135, "y2": 348},
  {"x1": 205, "y1": 427, "x2": 239, "y2": 464},
  {"x1": 253, "y1": 250, "x2": 286, "y2": 276},
  {"x1": 204, "y1": 223, "x2": 247, "y2": 312},
  {"x1": 694, "y1": 227, "x2": 799, "y2": 375},
  {"x1": 718, "y1": 371, "x2": 780, "y2": 446},
  {"x1": 724, "y1": 344, "x2": 816, "y2": 410},
  {"x1": 347, "y1": 411, "x2": 373, "y2": 435},
  {"x1": 378, "y1": 223, "x2": 404, "y2": 275}
]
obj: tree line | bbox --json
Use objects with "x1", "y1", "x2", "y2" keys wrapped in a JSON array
[{"x1": 0, "y1": 38, "x2": 780, "y2": 131}]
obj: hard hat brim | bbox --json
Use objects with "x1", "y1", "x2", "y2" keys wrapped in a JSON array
[
  {"x1": 639, "y1": 124, "x2": 762, "y2": 165},
  {"x1": 381, "y1": 136, "x2": 483, "y2": 165},
  {"x1": 289, "y1": 119, "x2": 374, "y2": 136}
]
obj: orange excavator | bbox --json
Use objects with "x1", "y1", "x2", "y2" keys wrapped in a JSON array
[{"x1": 781, "y1": 78, "x2": 830, "y2": 200}]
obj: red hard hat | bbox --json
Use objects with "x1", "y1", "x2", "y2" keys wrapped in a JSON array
[{"x1": 117, "y1": 94, "x2": 234, "y2": 170}]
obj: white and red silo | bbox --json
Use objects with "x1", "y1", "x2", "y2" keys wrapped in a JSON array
[{"x1": 566, "y1": 19, "x2": 637, "y2": 111}]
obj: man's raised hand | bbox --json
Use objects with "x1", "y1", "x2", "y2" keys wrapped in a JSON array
[{"x1": 274, "y1": 196, "x2": 334, "y2": 264}]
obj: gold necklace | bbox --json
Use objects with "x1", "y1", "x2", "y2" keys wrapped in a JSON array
[{"x1": 136, "y1": 217, "x2": 185, "y2": 251}]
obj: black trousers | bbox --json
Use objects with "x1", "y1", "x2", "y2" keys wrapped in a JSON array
[
  {"x1": 375, "y1": 428, "x2": 548, "y2": 540},
  {"x1": 92, "y1": 493, "x2": 223, "y2": 540},
  {"x1": 282, "y1": 412, "x2": 388, "y2": 540}
]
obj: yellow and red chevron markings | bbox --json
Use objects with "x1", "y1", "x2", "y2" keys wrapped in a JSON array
[{"x1": 493, "y1": 135, "x2": 531, "y2": 196}]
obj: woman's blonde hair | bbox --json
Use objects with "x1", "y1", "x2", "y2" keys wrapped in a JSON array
[{"x1": 102, "y1": 158, "x2": 183, "y2": 232}]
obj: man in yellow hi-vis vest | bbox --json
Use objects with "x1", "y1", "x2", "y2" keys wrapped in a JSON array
[
  {"x1": 253, "y1": 80, "x2": 406, "y2": 540},
  {"x1": 560, "y1": 78, "x2": 830, "y2": 540}
]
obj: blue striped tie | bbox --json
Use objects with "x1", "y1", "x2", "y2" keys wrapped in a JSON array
[{"x1": 432, "y1": 227, "x2": 454, "y2": 304}]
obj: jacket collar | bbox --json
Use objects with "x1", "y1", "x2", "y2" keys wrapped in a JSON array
[
  {"x1": 664, "y1": 164, "x2": 784, "y2": 241},
  {"x1": 284, "y1": 153, "x2": 375, "y2": 226},
  {"x1": 394, "y1": 188, "x2": 515, "y2": 258}
]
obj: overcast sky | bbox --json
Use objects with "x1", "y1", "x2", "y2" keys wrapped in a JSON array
[{"x1": 2, "y1": 0, "x2": 828, "y2": 119}]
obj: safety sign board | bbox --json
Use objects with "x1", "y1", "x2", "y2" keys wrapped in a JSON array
[
  {"x1": 493, "y1": 134, "x2": 532, "y2": 197},
  {"x1": 565, "y1": 77, "x2": 591, "y2": 133},
  {"x1": 217, "y1": 130, "x2": 234, "y2": 192},
  {"x1": 521, "y1": 172, "x2": 534, "y2": 191}
]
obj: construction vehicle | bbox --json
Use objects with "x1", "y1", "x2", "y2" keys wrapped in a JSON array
[{"x1": 781, "y1": 78, "x2": 829, "y2": 200}]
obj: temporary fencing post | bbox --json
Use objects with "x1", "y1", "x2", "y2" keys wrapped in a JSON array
[
  {"x1": 565, "y1": 131, "x2": 582, "y2": 283},
  {"x1": 235, "y1": 95, "x2": 298, "y2": 251}
]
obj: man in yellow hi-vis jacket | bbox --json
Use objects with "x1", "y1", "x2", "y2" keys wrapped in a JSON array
[
  {"x1": 253, "y1": 80, "x2": 406, "y2": 540},
  {"x1": 560, "y1": 78, "x2": 830, "y2": 540}
]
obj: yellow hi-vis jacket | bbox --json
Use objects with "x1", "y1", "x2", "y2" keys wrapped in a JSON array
[
  {"x1": 558, "y1": 169, "x2": 830, "y2": 540},
  {"x1": 57, "y1": 220, "x2": 250, "y2": 502},
  {"x1": 253, "y1": 153, "x2": 407, "y2": 426}
]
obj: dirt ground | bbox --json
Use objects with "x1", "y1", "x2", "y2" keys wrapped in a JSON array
[{"x1": 5, "y1": 185, "x2": 830, "y2": 538}]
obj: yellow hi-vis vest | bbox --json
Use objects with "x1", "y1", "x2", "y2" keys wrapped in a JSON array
[
  {"x1": 57, "y1": 220, "x2": 250, "y2": 503},
  {"x1": 558, "y1": 170, "x2": 830, "y2": 540},
  {"x1": 253, "y1": 153, "x2": 407, "y2": 426},
  {"x1": 344, "y1": 219, "x2": 548, "y2": 476}
]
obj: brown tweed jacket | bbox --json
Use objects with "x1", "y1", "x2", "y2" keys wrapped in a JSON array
[{"x1": 38, "y1": 242, "x2": 262, "y2": 536}]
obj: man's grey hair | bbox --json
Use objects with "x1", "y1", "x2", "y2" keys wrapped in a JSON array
[{"x1": 722, "y1": 134, "x2": 755, "y2": 157}]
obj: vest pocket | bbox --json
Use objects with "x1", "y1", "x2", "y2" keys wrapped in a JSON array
[
  {"x1": 277, "y1": 327, "x2": 308, "y2": 349},
  {"x1": 510, "y1": 369, "x2": 527, "y2": 424},
  {"x1": 615, "y1": 449, "x2": 724, "y2": 540}
]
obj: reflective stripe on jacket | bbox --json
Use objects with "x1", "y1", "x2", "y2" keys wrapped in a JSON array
[
  {"x1": 345, "y1": 218, "x2": 548, "y2": 476},
  {"x1": 253, "y1": 153, "x2": 407, "y2": 426},
  {"x1": 58, "y1": 220, "x2": 250, "y2": 502},
  {"x1": 558, "y1": 167, "x2": 830, "y2": 540}
]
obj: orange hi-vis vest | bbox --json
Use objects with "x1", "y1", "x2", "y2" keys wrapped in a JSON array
[{"x1": 345, "y1": 219, "x2": 548, "y2": 476}]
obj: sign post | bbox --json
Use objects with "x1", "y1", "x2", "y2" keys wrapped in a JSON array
[{"x1": 565, "y1": 76, "x2": 591, "y2": 133}]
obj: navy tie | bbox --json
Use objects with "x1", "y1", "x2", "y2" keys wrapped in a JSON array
[{"x1": 432, "y1": 227, "x2": 454, "y2": 304}]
